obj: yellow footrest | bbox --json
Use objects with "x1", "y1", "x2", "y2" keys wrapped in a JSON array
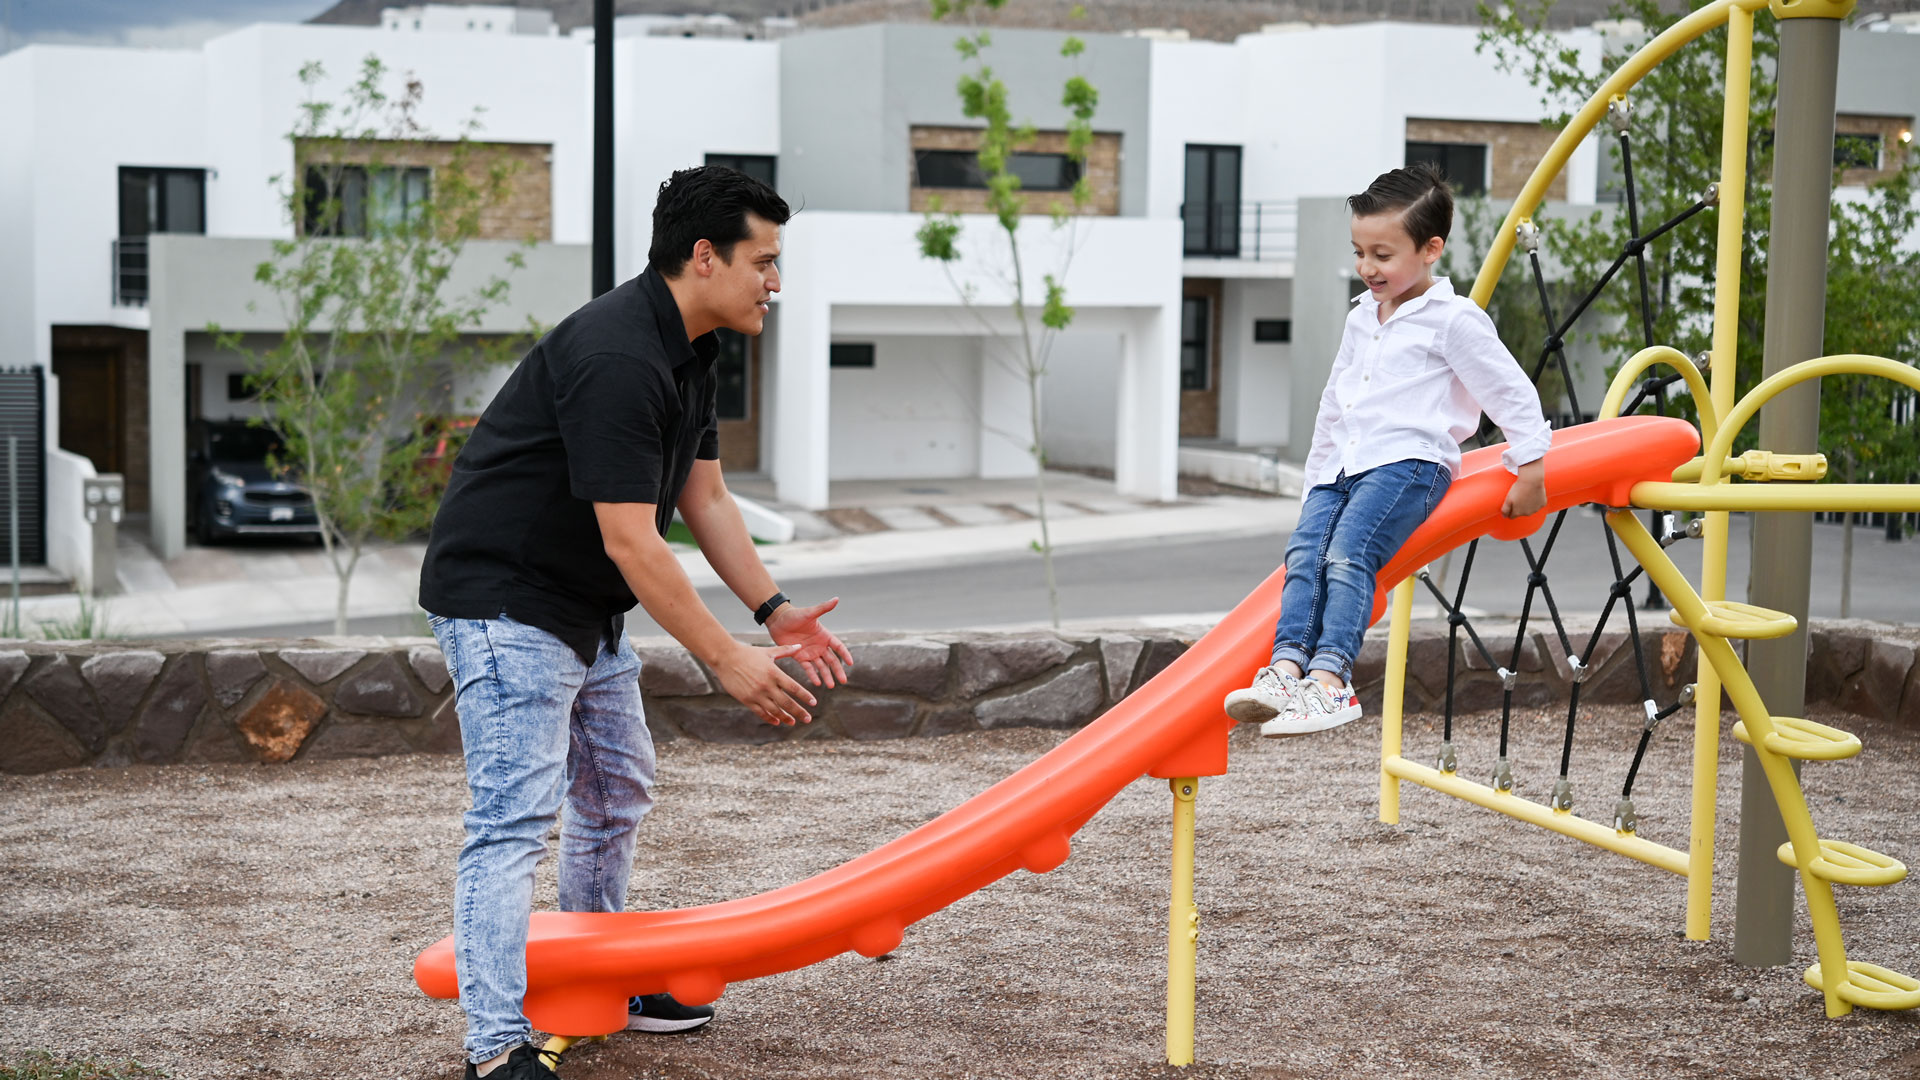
[
  {"x1": 1776, "y1": 839, "x2": 1908, "y2": 887},
  {"x1": 1731, "y1": 715, "x2": 1863, "y2": 761},
  {"x1": 1673, "y1": 600, "x2": 1797, "y2": 639},
  {"x1": 1805, "y1": 961, "x2": 1920, "y2": 1010}
]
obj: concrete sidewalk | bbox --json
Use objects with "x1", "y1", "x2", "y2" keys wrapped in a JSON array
[{"x1": 26, "y1": 472, "x2": 1291, "y2": 639}]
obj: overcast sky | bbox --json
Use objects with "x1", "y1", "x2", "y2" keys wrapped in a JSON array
[{"x1": 0, "y1": 0, "x2": 336, "y2": 54}]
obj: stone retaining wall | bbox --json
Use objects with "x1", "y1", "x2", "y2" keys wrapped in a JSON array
[{"x1": 1, "y1": 620, "x2": 1915, "y2": 774}]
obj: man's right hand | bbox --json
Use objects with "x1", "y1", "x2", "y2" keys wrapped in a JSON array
[{"x1": 712, "y1": 641, "x2": 819, "y2": 726}]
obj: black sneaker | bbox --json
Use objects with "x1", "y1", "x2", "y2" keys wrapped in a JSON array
[
  {"x1": 462, "y1": 1044, "x2": 560, "y2": 1080},
  {"x1": 626, "y1": 993, "x2": 715, "y2": 1034}
]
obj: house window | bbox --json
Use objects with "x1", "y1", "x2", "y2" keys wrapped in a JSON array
[
  {"x1": 1834, "y1": 132, "x2": 1882, "y2": 171},
  {"x1": 302, "y1": 165, "x2": 432, "y2": 237},
  {"x1": 1182, "y1": 145, "x2": 1241, "y2": 257},
  {"x1": 1180, "y1": 297, "x2": 1210, "y2": 392},
  {"x1": 714, "y1": 329, "x2": 750, "y2": 421},
  {"x1": 118, "y1": 167, "x2": 206, "y2": 236},
  {"x1": 226, "y1": 373, "x2": 252, "y2": 402},
  {"x1": 1253, "y1": 318, "x2": 1291, "y2": 343},
  {"x1": 830, "y1": 343, "x2": 876, "y2": 369},
  {"x1": 913, "y1": 149, "x2": 1082, "y2": 192},
  {"x1": 1405, "y1": 141, "x2": 1488, "y2": 197},
  {"x1": 705, "y1": 153, "x2": 777, "y2": 189}
]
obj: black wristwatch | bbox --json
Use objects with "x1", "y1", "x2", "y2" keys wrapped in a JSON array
[{"x1": 753, "y1": 591, "x2": 790, "y2": 626}]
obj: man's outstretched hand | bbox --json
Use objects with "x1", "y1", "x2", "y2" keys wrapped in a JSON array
[{"x1": 765, "y1": 597, "x2": 855, "y2": 689}]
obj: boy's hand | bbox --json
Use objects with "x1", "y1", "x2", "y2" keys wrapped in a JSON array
[{"x1": 1501, "y1": 460, "x2": 1548, "y2": 519}]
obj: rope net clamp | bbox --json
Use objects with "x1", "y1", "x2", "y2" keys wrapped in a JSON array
[
  {"x1": 1437, "y1": 741, "x2": 1459, "y2": 775},
  {"x1": 1694, "y1": 350, "x2": 1712, "y2": 374},
  {"x1": 1678, "y1": 683, "x2": 1697, "y2": 706},
  {"x1": 1498, "y1": 667, "x2": 1518, "y2": 691},
  {"x1": 1614, "y1": 797, "x2": 1638, "y2": 836},
  {"x1": 1567, "y1": 657, "x2": 1590, "y2": 684},
  {"x1": 1703, "y1": 182, "x2": 1720, "y2": 207},
  {"x1": 1550, "y1": 777, "x2": 1574, "y2": 814},
  {"x1": 1517, "y1": 219, "x2": 1543, "y2": 253},
  {"x1": 1607, "y1": 95, "x2": 1632, "y2": 134},
  {"x1": 1685, "y1": 517, "x2": 1706, "y2": 540},
  {"x1": 1643, "y1": 699, "x2": 1660, "y2": 727},
  {"x1": 1492, "y1": 756, "x2": 1515, "y2": 793}
]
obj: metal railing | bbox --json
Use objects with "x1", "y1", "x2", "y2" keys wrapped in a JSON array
[
  {"x1": 111, "y1": 237, "x2": 148, "y2": 307},
  {"x1": 1179, "y1": 199, "x2": 1297, "y2": 262}
]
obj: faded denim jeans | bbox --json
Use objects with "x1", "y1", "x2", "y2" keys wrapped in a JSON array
[
  {"x1": 428, "y1": 614, "x2": 657, "y2": 1064},
  {"x1": 1272, "y1": 459, "x2": 1452, "y2": 684}
]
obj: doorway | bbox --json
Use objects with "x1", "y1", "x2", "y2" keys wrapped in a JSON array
[{"x1": 51, "y1": 326, "x2": 150, "y2": 513}]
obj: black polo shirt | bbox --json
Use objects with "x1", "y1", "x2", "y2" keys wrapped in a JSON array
[{"x1": 419, "y1": 267, "x2": 720, "y2": 665}]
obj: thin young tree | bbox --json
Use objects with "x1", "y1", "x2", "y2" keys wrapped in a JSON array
[
  {"x1": 916, "y1": 0, "x2": 1100, "y2": 628},
  {"x1": 215, "y1": 56, "x2": 529, "y2": 633}
]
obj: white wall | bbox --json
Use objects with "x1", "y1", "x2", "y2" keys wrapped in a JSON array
[
  {"x1": 1218, "y1": 278, "x2": 1292, "y2": 447},
  {"x1": 1040, "y1": 331, "x2": 1124, "y2": 470},
  {"x1": 46, "y1": 448, "x2": 97, "y2": 590},
  {"x1": 0, "y1": 51, "x2": 37, "y2": 373},
  {"x1": 615, "y1": 36, "x2": 780, "y2": 279},
  {"x1": 827, "y1": 335, "x2": 980, "y2": 480}
]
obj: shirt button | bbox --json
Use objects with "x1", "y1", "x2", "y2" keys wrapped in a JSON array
[{"x1": 1363, "y1": 374, "x2": 1370, "y2": 381}]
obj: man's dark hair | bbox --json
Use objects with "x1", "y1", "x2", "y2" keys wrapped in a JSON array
[
  {"x1": 1347, "y1": 162, "x2": 1453, "y2": 248},
  {"x1": 649, "y1": 165, "x2": 791, "y2": 276}
]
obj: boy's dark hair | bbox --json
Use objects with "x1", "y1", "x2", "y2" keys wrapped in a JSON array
[
  {"x1": 649, "y1": 165, "x2": 791, "y2": 276},
  {"x1": 1347, "y1": 162, "x2": 1453, "y2": 247}
]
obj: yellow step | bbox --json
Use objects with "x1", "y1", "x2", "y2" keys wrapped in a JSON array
[
  {"x1": 1776, "y1": 839, "x2": 1908, "y2": 887},
  {"x1": 1731, "y1": 715, "x2": 1863, "y2": 761},
  {"x1": 1672, "y1": 600, "x2": 1796, "y2": 640},
  {"x1": 1804, "y1": 961, "x2": 1920, "y2": 1011}
]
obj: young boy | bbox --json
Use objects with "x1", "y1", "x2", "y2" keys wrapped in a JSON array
[{"x1": 1226, "y1": 163, "x2": 1551, "y2": 737}]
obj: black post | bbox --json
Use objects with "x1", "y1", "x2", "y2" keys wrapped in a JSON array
[{"x1": 593, "y1": 0, "x2": 615, "y2": 297}]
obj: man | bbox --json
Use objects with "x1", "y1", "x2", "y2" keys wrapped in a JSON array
[{"x1": 420, "y1": 166, "x2": 852, "y2": 1080}]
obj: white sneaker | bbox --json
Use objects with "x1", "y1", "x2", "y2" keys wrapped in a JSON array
[
  {"x1": 1224, "y1": 666, "x2": 1302, "y2": 724},
  {"x1": 1261, "y1": 679, "x2": 1363, "y2": 738}
]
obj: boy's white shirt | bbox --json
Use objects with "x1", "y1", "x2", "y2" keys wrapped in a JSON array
[{"x1": 1303, "y1": 276, "x2": 1553, "y2": 489}]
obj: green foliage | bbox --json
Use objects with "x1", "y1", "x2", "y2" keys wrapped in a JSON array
[
  {"x1": 1477, "y1": 0, "x2": 1920, "y2": 476},
  {"x1": 0, "y1": 1052, "x2": 167, "y2": 1080},
  {"x1": 37, "y1": 593, "x2": 112, "y2": 641},
  {"x1": 213, "y1": 55, "x2": 532, "y2": 633}
]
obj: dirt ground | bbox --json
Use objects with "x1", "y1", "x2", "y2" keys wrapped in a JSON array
[{"x1": 3, "y1": 703, "x2": 1918, "y2": 1080}]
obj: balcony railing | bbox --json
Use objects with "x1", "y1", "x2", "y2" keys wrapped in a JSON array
[
  {"x1": 112, "y1": 237, "x2": 148, "y2": 307},
  {"x1": 1180, "y1": 199, "x2": 1298, "y2": 262}
]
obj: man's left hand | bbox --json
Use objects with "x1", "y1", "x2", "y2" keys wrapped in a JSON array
[{"x1": 766, "y1": 597, "x2": 856, "y2": 688}]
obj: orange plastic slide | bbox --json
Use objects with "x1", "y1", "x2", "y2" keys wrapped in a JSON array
[{"x1": 414, "y1": 415, "x2": 1700, "y2": 1034}]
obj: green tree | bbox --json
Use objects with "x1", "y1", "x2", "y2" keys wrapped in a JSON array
[
  {"x1": 214, "y1": 56, "x2": 530, "y2": 633},
  {"x1": 1478, "y1": 0, "x2": 1920, "y2": 610},
  {"x1": 916, "y1": 0, "x2": 1099, "y2": 628}
]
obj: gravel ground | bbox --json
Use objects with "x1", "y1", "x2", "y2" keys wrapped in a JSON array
[{"x1": 4, "y1": 703, "x2": 1918, "y2": 1080}]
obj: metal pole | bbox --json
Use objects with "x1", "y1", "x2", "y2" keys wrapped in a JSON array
[
  {"x1": 1736, "y1": 3, "x2": 1846, "y2": 967},
  {"x1": 1165, "y1": 777, "x2": 1198, "y2": 1067},
  {"x1": 592, "y1": 0, "x2": 615, "y2": 297},
  {"x1": 8, "y1": 435, "x2": 18, "y2": 636}
]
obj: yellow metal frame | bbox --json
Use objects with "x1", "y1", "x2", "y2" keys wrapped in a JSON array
[{"x1": 1373, "y1": 0, "x2": 1920, "y2": 1022}]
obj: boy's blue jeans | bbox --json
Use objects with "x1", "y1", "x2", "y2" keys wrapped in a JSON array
[
  {"x1": 1273, "y1": 459, "x2": 1452, "y2": 685},
  {"x1": 428, "y1": 614, "x2": 657, "y2": 1064}
]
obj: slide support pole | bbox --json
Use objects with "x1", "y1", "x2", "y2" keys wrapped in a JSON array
[{"x1": 1166, "y1": 777, "x2": 1199, "y2": 1067}]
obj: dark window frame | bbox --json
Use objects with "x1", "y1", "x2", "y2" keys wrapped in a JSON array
[
  {"x1": 1182, "y1": 144, "x2": 1242, "y2": 257},
  {"x1": 1180, "y1": 296, "x2": 1211, "y2": 392},
  {"x1": 830, "y1": 343, "x2": 877, "y2": 369},
  {"x1": 912, "y1": 148, "x2": 1084, "y2": 193},
  {"x1": 1253, "y1": 318, "x2": 1291, "y2": 344},
  {"x1": 1404, "y1": 141, "x2": 1489, "y2": 197},
  {"x1": 302, "y1": 163, "x2": 433, "y2": 237},
  {"x1": 1834, "y1": 132, "x2": 1882, "y2": 171},
  {"x1": 705, "y1": 153, "x2": 778, "y2": 189},
  {"x1": 714, "y1": 328, "x2": 751, "y2": 422},
  {"x1": 117, "y1": 166, "x2": 207, "y2": 237}
]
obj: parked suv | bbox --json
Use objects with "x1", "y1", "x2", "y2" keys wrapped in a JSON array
[{"x1": 188, "y1": 420, "x2": 322, "y2": 544}]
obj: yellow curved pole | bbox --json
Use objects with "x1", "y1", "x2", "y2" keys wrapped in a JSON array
[
  {"x1": 1599, "y1": 345, "x2": 1719, "y2": 446},
  {"x1": 1468, "y1": 0, "x2": 1771, "y2": 307},
  {"x1": 1699, "y1": 355, "x2": 1920, "y2": 484}
]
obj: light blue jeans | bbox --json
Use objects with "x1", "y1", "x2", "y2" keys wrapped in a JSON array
[
  {"x1": 428, "y1": 614, "x2": 657, "y2": 1064},
  {"x1": 1273, "y1": 458, "x2": 1452, "y2": 684}
]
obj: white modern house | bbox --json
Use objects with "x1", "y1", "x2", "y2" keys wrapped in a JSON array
[{"x1": 2, "y1": 6, "x2": 1916, "y2": 569}]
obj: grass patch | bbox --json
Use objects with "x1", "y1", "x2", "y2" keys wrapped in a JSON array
[
  {"x1": 0, "y1": 1052, "x2": 169, "y2": 1079},
  {"x1": 663, "y1": 521, "x2": 767, "y2": 547}
]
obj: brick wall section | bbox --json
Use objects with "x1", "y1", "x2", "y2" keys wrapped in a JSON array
[
  {"x1": 1836, "y1": 113, "x2": 1915, "y2": 188},
  {"x1": 294, "y1": 139, "x2": 553, "y2": 242},
  {"x1": 2, "y1": 619, "x2": 1915, "y2": 773},
  {"x1": 909, "y1": 126, "x2": 1123, "y2": 217},
  {"x1": 1405, "y1": 118, "x2": 1566, "y2": 202}
]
